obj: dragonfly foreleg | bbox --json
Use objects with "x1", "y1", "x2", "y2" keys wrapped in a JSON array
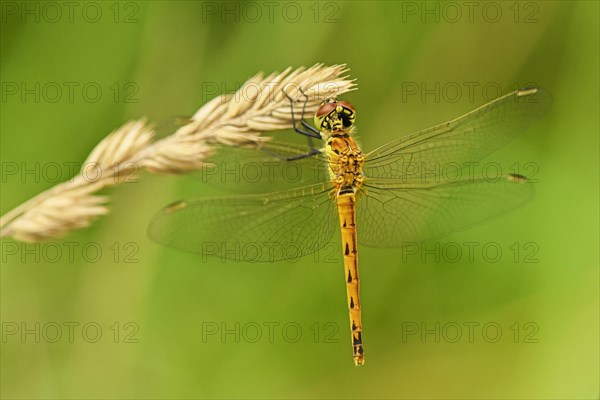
[{"x1": 283, "y1": 88, "x2": 322, "y2": 140}]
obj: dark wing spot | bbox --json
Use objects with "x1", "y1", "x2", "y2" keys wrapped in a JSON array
[
  {"x1": 352, "y1": 321, "x2": 357, "y2": 331},
  {"x1": 347, "y1": 269, "x2": 352, "y2": 283},
  {"x1": 345, "y1": 243, "x2": 350, "y2": 255},
  {"x1": 350, "y1": 297, "x2": 354, "y2": 309}
]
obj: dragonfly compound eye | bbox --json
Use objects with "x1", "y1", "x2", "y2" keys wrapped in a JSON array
[{"x1": 314, "y1": 100, "x2": 337, "y2": 131}]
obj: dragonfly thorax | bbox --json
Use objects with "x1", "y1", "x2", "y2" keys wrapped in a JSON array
[{"x1": 326, "y1": 135, "x2": 365, "y2": 195}]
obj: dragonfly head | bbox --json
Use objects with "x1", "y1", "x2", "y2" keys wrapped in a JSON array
[{"x1": 314, "y1": 98, "x2": 356, "y2": 133}]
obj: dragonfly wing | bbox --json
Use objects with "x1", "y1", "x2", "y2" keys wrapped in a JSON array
[
  {"x1": 148, "y1": 183, "x2": 338, "y2": 262},
  {"x1": 194, "y1": 140, "x2": 330, "y2": 193},
  {"x1": 357, "y1": 176, "x2": 534, "y2": 247},
  {"x1": 363, "y1": 88, "x2": 551, "y2": 182}
]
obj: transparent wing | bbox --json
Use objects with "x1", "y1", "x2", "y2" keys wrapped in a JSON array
[
  {"x1": 148, "y1": 183, "x2": 338, "y2": 261},
  {"x1": 363, "y1": 88, "x2": 551, "y2": 182},
  {"x1": 194, "y1": 141, "x2": 330, "y2": 193},
  {"x1": 357, "y1": 175, "x2": 534, "y2": 247}
]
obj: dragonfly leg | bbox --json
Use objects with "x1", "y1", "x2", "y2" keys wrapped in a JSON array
[
  {"x1": 283, "y1": 88, "x2": 322, "y2": 140},
  {"x1": 259, "y1": 146, "x2": 323, "y2": 162},
  {"x1": 298, "y1": 87, "x2": 323, "y2": 137},
  {"x1": 285, "y1": 147, "x2": 322, "y2": 161}
]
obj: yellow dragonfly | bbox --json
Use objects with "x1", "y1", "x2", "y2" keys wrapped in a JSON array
[{"x1": 148, "y1": 87, "x2": 550, "y2": 366}]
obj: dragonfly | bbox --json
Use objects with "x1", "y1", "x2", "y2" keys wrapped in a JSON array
[{"x1": 148, "y1": 87, "x2": 550, "y2": 366}]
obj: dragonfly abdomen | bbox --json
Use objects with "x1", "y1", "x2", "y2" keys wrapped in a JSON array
[{"x1": 336, "y1": 193, "x2": 364, "y2": 366}]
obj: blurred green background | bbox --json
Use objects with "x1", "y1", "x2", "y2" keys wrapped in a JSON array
[{"x1": 1, "y1": 1, "x2": 598, "y2": 398}]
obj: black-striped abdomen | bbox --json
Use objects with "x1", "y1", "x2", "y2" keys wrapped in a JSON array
[{"x1": 336, "y1": 193, "x2": 364, "y2": 366}]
